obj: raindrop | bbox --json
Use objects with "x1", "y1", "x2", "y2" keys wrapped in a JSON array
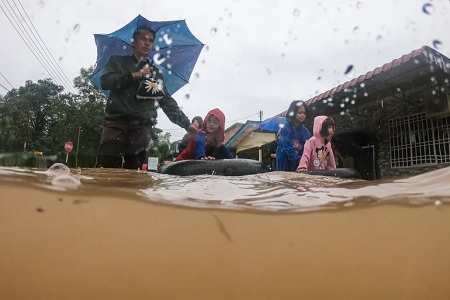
[
  {"x1": 340, "y1": 111, "x2": 345, "y2": 116},
  {"x1": 431, "y1": 77, "x2": 436, "y2": 82},
  {"x1": 163, "y1": 33, "x2": 173, "y2": 45},
  {"x1": 432, "y1": 40, "x2": 442, "y2": 49},
  {"x1": 72, "y1": 23, "x2": 80, "y2": 33},
  {"x1": 344, "y1": 64, "x2": 354, "y2": 76},
  {"x1": 317, "y1": 76, "x2": 322, "y2": 80},
  {"x1": 376, "y1": 35, "x2": 383, "y2": 41},
  {"x1": 353, "y1": 26, "x2": 359, "y2": 32},
  {"x1": 38, "y1": 1, "x2": 45, "y2": 8},
  {"x1": 281, "y1": 53, "x2": 285, "y2": 58},
  {"x1": 210, "y1": 27, "x2": 217, "y2": 35},
  {"x1": 288, "y1": 111, "x2": 294, "y2": 117},
  {"x1": 322, "y1": 99, "x2": 328, "y2": 104},
  {"x1": 293, "y1": 8, "x2": 300, "y2": 17},
  {"x1": 153, "y1": 53, "x2": 166, "y2": 65},
  {"x1": 351, "y1": 100, "x2": 356, "y2": 105},
  {"x1": 340, "y1": 103, "x2": 345, "y2": 108},
  {"x1": 435, "y1": 200, "x2": 443, "y2": 206},
  {"x1": 364, "y1": 92, "x2": 368, "y2": 97},
  {"x1": 205, "y1": 46, "x2": 210, "y2": 51},
  {"x1": 422, "y1": 3, "x2": 434, "y2": 15},
  {"x1": 166, "y1": 63, "x2": 172, "y2": 69},
  {"x1": 195, "y1": 73, "x2": 200, "y2": 78},
  {"x1": 167, "y1": 50, "x2": 171, "y2": 55},
  {"x1": 266, "y1": 68, "x2": 272, "y2": 75},
  {"x1": 360, "y1": 83, "x2": 365, "y2": 88},
  {"x1": 184, "y1": 94, "x2": 190, "y2": 100},
  {"x1": 356, "y1": 1, "x2": 363, "y2": 9},
  {"x1": 155, "y1": 45, "x2": 160, "y2": 51},
  {"x1": 122, "y1": 45, "x2": 127, "y2": 50},
  {"x1": 58, "y1": 56, "x2": 63, "y2": 61},
  {"x1": 201, "y1": 59, "x2": 206, "y2": 64}
]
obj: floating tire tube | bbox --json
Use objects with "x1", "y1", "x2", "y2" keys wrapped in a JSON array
[
  {"x1": 303, "y1": 168, "x2": 361, "y2": 179},
  {"x1": 158, "y1": 159, "x2": 270, "y2": 176}
]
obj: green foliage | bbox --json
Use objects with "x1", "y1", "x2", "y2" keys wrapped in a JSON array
[
  {"x1": 0, "y1": 66, "x2": 172, "y2": 167},
  {"x1": 147, "y1": 127, "x2": 173, "y2": 163}
]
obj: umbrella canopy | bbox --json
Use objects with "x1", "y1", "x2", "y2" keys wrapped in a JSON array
[
  {"x1": 258, "y1": 116, "x2": 286, "y2": 132},
  {"x1": 91, "y1": 15, "x2": 204, "y2": 96}
]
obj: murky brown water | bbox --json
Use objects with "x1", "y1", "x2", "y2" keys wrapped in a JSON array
[{"x1": 1, "y1": 164, "x2": 450, "y2": 299}]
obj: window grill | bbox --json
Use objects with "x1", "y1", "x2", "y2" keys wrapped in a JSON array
[{"x1": 389, "y1": 113, "x2": 450, "y2": 168}]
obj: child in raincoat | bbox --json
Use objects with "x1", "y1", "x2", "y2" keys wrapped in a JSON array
[
  {"x1": 297, "y1": 115, "x2": 336, "y2": 171},
  {"x1": 276, "y1": 100, "x2": 311, "y2": 171},
  {"x1": 175, "y1": 108, "x2": 233, "y2": 161}
]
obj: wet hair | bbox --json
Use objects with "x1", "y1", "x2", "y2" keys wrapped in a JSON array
[
  {"x1": 320, "y1": 117, "x2": 336, "y2": 137},
  {"x1": 191, "y1": 116, "x2": 203, "y2": 128},
  {"x1": 286, "y1": 100, "x2": 308, "y2": 122},
  {"x1": 132, "y1": 26, "x2": 155, "y2": 40}
]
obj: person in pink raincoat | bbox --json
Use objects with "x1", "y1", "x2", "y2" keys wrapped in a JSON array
[{"x1": 297, "y1": 115, "x2": 336, "y2": 171}]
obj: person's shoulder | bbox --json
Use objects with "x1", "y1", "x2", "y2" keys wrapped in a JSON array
[{"x1": 109, "y1": 55, "x2": 132, "y2": 63}]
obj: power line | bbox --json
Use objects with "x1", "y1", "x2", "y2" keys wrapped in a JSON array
[
  {"x1": 0, "y1": 83, "x2": 11, "y2": 92},
  {"x1": 0, "y1": 71, "x2": 15, "y2": 89},
  {"x1": 0, "y1": 0, "x2": 76, "y2": 93},
  {"x1": 3, "y1": 0, "x2": 72, "y2": 92},
  {"x1": 16, "y1": 0, "x2": 75, "y2": 92}
]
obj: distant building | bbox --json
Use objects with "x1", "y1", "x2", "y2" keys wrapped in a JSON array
[{"x1": 275, "y1": 45, "x2": 450, "y2": 180}]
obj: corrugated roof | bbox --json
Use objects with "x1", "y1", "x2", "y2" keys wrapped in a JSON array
[{"x1": 276, "y1": 45, "x2": 450, "y2": 117}]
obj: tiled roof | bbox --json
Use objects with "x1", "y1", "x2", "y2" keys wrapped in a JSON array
[{"x1": 276, "y1": 45, "x2": 450, "y2": 117}]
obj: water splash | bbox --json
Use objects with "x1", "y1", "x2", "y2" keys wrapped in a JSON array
[
  {"x1": 51, "y1": 174, "x2": 81, "y2": 189},
  {"x1": 46, "y1": 163, "x2": 71, "y2": 175}
]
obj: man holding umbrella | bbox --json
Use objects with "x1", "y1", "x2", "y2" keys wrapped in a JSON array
[{"x1": 98, "y1": 26, "x2": 191, "y2": 169}]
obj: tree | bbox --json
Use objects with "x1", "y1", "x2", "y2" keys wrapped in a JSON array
[{"x1": 148, "y1": 127, "x2": 173, "y2": 163}]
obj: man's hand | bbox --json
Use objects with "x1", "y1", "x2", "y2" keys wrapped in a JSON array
[{"x1": 131, "y1": 66, "x2": 154, "y2": 80}]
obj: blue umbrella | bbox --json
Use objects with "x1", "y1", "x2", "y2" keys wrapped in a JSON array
[
  {"x1": 258, "y1": 116, "x2": 286, "y2": 132},
  {"x1": 91, "y1": 15, "x2": 204, "y2": 96}
]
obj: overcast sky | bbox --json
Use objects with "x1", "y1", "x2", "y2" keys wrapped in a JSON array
[{"x1": 0, "y1": 0, "x2": 449, "y2": 141}]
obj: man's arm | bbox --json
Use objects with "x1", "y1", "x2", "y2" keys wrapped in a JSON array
[{"x1": 159, "y1": 89, "x2": 191, "y2": 130}]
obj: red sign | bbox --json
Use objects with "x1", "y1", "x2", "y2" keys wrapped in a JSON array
[{"x1": 64, "y1": 141, "x2": 73, "y2": 152}]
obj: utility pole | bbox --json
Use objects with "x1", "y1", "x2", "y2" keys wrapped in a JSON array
[
  {"x1": 259, "y1": 110, "x2": 263, "y2": 121},
  {"x1": 76, "y1": 126, "x2": 81, "y2": 168}
]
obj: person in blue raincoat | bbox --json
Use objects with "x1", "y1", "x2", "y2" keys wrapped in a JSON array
[{"x1": 276, "y1": 100, "x2": 311, "y2": 171}]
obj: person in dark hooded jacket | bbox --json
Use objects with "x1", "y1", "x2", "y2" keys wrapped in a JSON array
[
  {"x1": 178, "y1": 116, "x2": 203, "y2": 153},
  {"x1": 276, "y1": 100, "x2": 311, "y2": 171},
  {"x1": 176, "y1": 108, "x2": 233, "y2": 161}
]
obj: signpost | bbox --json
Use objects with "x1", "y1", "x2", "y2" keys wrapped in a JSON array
[{"x1": 65, "y1": 141, "x2": 73, "y2": 163}]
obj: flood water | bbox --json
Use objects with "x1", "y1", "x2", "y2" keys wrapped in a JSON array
[{"x1": 1, "y1": 164, "x2": 450, "y2": 299}]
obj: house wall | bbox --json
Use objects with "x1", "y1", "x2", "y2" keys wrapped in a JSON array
[{"x1": 311, "y1": 88, "x2": 450, "y2": 179}]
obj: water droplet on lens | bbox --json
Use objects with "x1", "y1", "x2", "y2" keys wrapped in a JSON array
[
  {"x1": 58, "y1": 56, "x2": 63, "y2": 61},
  {"x1": 166, "y1": 63, "x2": 172, "y2": 69},
  {"x1": 153, "y1": 53, "x2": 166, "y2": 65},
  {"x1": 344, "y1": 64, "x2": 354, "y2": 76},
  {"x1": 422, "y1": 3, "x2": 434, "y2": 15},
  {"x1": 184, "y1": 94, "x2": 190, "y2": 100},
  {"x1": 210, "y1": 27, "x2": 217, "y2": 35},
  {"x1": 73, "y1": 23, "x2": 80, "y2": 33},
  {"x1": 435, "y1": 200, "x2": 442, "y2": 206},
  {"x1": 195, "y1": 73, "x2": 200, "y2": 78},
  {"x1": 163, "y1": 33, "x2": 173, "y2": 45},
  {"x1": 432, "y1": 40, "x2": 442, "y2": 49},
  {"x1": 293, "y1": 9, "x2": 300, "y2": 17}
]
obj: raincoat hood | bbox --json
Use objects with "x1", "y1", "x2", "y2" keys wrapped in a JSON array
[
  {"x1": 202, "y1": 108, "x2": 226, "y2": 144},
  {"x1": 313, "y1": 115, "x2": 334, "y2": 142}
]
